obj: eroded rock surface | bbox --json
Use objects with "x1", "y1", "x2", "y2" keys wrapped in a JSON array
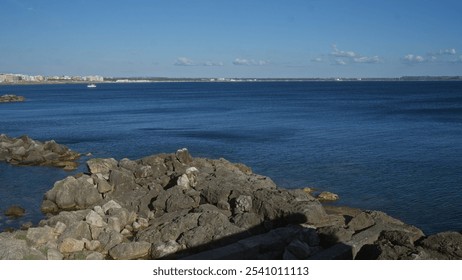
[
  {"x1": 1, "y1": 148, "x2": 459, "y2": 260},
  {"x1": 0, "y1": 134, "x2": 80, "y2": 170}
]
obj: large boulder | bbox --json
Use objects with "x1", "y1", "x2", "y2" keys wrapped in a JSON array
[
  {"x1": 43, "y1": 175, "x2": 102, "y2": 211},
  {"x1": 0, "y1": 233, "x2": 46, "y2": 260},
  {"x1": 86, "y1": 158, "x2": 118, "y2": 178},
  {"x1": 417, "y1": 232, "x2": 462, "y2": 259},
  {"x1": 108, "y1": 242, "x2": 151, "y2": 260}
]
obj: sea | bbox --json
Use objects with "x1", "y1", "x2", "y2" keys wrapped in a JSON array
[{"x1": 1, "y1": 81, "x2": 461, "y2": 234}]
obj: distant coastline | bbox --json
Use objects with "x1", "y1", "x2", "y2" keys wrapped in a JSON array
[{"x1": 1, "y1": 73, "x2": 462, "y2": 85}]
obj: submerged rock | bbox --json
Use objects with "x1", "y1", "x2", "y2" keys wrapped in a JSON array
[
  {"x1": 4, "y1": 205, "x2": 26, "y2": 218},
  {"x1": 317, "y1": 191, "x2": 339, "y2": 201}
]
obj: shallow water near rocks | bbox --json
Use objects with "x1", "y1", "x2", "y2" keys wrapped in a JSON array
[{"x1": 1, "y1": 81, "x2": 461, "y2": 234}]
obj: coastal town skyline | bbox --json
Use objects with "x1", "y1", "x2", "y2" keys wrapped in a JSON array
[{"x1": 2, "y1": 0, "x2": 462, "y2": 78}]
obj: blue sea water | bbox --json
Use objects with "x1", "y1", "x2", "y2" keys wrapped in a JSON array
[{"x1": 1, "y1": 81, "x2": 461, "y2": 234}]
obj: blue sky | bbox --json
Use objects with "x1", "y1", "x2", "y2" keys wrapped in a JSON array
[{"x1": 2, "y1": 0, "x2": 462, "y2": 78}]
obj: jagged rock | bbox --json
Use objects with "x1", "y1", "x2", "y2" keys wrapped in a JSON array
[
  {"x1": 253, "y1": 188, "x2": 327, "y2": 227},
  {"x1": 20, "y1": 222, "x2": 33, "y2": 230},
  {"x1": 94, "y1": 177, "x2": 113, "y2": 194},
  {"x1": 107, "y1": 217, "x2": 122, "y2": 233},
  {"x1": 93, "y1": 205, "x2": 105, "y2": 217},
  {"x1": 109, "y1": 168, "x2": 136, "y2": 190},
  {"x1": 134, "y1": 165, "x2": 153, "y2": 178},
  {"x1": 85, "y1": 210, "x2": 107, "y2": 227},
  {"x1": 139, "y1": 155, "x2": 169, "y2": 178},
  {"x1": 26, "y1": 226, "x2": 56, "y2": 245},
  {"x1": 98, "y1": 229, "x2": 124, "y2": 253},
  {"x1": 119, "y1": 158, "x2": 138, "y2": 172},
  {"x1": 418, "y1": 232, "x2": 462, "y2": 259},
  {"x1": 40, "y1": 209, "x2": 90, "y2": 228},
  {"x1": 4, "y1": 205, "x2": 25, "y2": 218},
  {"x1": 0, "y1": 94, "x2": 25, "y2": 103},
  {"x1": 0, "y1": 135, "x2": 79, "y2": 169},
  {"x1": 59, "y1": 238, "x2": 85, "y2": 253},
  {"x1": 347, "y1": 212, "x2": 375, "y2": 232},
  {"x1": 177, "y1": 167, "x2": 199, "y2": 189},
  {"x1": 44, "y1": 175, "x2": 102, "y2": 211},
  {"x1": 86, "y1": 251, "x2": 105, "y2": 260},
  {"x1": 232, "y1": 212, "x2": 263, "y2": 230},
  {"x1": 317, "y1": 191, "x2": 339, "y2": 201},
  {"x1": 83, "y1": 238, "x2": 101, "y2": 251},
  {"x1": 106, "y1": 208, "x2": 135, "y2": 229},
  {"x1": 102, "y1": 200, "x2": 122, "y2": 213},
  {"x1": 40, "y1": 200, "x2": 59, "y2": 214},
  {"x1": 53, "y1": 222, "x2": 67, "y2": 235},
  {"x1": 109, "y1": 241, "x2": 151, "y2": 260},
  {"x1": 87, "y1": 158, "x2": 118, "y2": 177},
  {"x1": 317, "y1": 225, "x2": 354, "y2": 247},
  {"x1": 58, "y1": 221, "x2": 91, "y2": 242},
  {"x1": 165, "y1": 189, "x2": 200, "y2": 213},
  {"x1": 0, "y1": 235, "x2": 46, "y2": 260},
  {"x1": 47, "y1": 248, "x2": 64, "y2": 260},
  {"x1": 151, "y1": 240, "x2": 183, "y2": 259},
  {"x1": 233, "y1": 195, "x2": 252, "y2": 214},
  {"x1": 175, "y1": 148, "x2": 192, "y2": 164},
  {"x1": 5, "y1": 148, "x2": 459, "y2": 260},
  {"x1": 90, "y1": 225, "x2": 104, "y2": 240}
]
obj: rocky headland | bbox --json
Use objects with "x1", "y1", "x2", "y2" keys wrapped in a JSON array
[
  {"x1": 0, "y1": 94, "x2": 25, "y2": 103},
  {"x1": 0, "y1": 134, "x2": 80, "y2": 170},
  {"x1": 0, "y1": 146, "x2": 461, "y2": 260}
]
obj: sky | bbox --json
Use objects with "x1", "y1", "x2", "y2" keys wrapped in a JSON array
[{"x1": 1, "y1": 0, "x2": 462, "y2": 78}]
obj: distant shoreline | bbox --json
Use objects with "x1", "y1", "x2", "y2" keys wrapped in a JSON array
[{"x1": 1, "y1": 76, "x2": 462, "y2": 85}]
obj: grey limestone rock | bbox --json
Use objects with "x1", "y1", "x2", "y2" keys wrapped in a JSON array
[
  {"x1": 109, "y1": 241, "x2": 151, "y2": 260},
  {"x1": 87, "y1": 158, "x2": 118, "y2": 177}
]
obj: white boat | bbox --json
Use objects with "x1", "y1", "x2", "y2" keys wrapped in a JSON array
[{"x1": 87, "y1": 84, "x2": 97, "y2": 88}]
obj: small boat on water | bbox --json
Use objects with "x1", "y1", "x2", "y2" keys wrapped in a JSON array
[{"x1": 87, "y1": 84, "x2": 97, "y2": 88}]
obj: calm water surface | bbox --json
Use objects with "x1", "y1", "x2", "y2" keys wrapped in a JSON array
[{"x1": 1, "y1": 81, "x2": 461, "y2": 234}]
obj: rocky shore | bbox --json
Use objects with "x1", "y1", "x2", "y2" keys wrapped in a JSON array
[
  {"x1": 1, "y1": 147, "x2": 461, "y2": 260},
  {"x1": 0, "y1": 134, "x2": 80, "y2": 170},
  {"x1": 0, "y1": 94, "x2": 25, "y2": 103}
]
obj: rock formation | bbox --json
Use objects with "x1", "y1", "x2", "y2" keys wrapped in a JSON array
[
  {"x1": 0, "y1": 94, "x2": 25, "y2": 103},
  {"x1": 0, "y1": 147, "x2": 460, "y2": 260},
  {"x1": 0, "y1": 134, "x2": 80, "y2": 170}
]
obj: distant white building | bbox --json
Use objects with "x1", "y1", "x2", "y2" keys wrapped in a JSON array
[
  {"x1": 84, "y1": 75, "x2": 104, "y2": 82},
  {"x1": 0, "y1": 74, "x2": 20, "y2": 83}
]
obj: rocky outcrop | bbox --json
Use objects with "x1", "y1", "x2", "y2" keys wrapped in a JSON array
[
  {"x1": 0, "y1": 94, "x2": 25, "y2": 103},
  {"x1": 0, "y1": 148, "x2": 460, "y2": 260},
  {"x1": 0, "y1": 134, "x2": 80, "y2": 170}
]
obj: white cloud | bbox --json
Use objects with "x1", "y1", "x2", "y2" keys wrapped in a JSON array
[
  {"x1": 311, "y1": 57, "x2": 323, "y2": 62},
  {"x1": 403, "y1": 54, "x2": 426, "y2": 63},
  {"x1": 334, "y1": 59, "x2": 347, "y2": 65},
  {"x1": 443, "y1": 48, "x2": 457, "y2": 55},
  {"x1": 202, "y1": 61, "x2": 224, "y2": 66},
  {"x1": 328, "y1": 45, "x2": 382, "y2": 65},
  {"x1": 174, "y1": 57, "x2": 224, "y2": 67},
  {"x1": 174, "y1": 57, "x2": 194, "y2": 66},
  {"x1": 402, "y1": 48, "x2": 458, "y2": 64},
  {"x1": 353, "y1": 56, "x2": 381, "y2": 64},
  {"x1": 430, "y1": 48, "x2": 457, "y2": 56},
  {"x1": 233, "y1": 58, "x2": 269, "y2": 66},
  {"x1": 331, "y1": 44, "x2": 357, "y2": 58},
  {"x1": 454, "y1": 55, "x2": 462, "y2": 63}
]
